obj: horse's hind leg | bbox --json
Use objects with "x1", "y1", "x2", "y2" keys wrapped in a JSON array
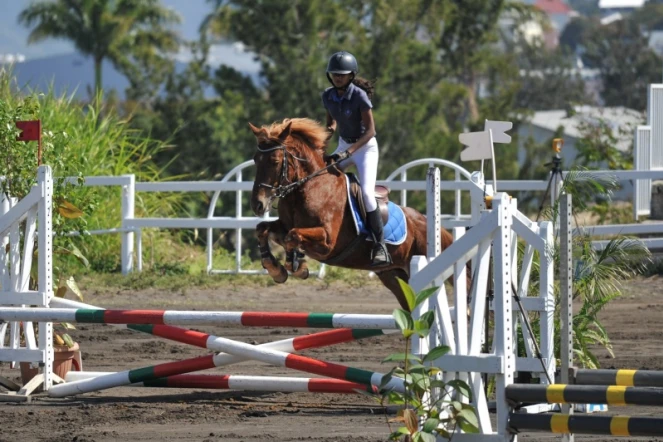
[
  {"x1": 256, "y1": 220, "x2": 288, "y2": 283},
  {"x1": 376, "y1": 268, "x2": 411, "y2": 312}
]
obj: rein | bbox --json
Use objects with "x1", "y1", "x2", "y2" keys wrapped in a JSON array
[{"x1": 256, "y1": 143, "x2": 338, "y2": 200}]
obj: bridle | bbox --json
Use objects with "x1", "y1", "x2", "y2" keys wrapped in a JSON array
[{"x1": 255, "y1": 142, "x2": 339, "y2": 202}]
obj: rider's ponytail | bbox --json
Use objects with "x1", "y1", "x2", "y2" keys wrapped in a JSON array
[{"x1": 352, "y1": 77, "x2": 375, "y2": 100}]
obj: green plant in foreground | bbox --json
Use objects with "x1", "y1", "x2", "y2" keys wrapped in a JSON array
[{"x1": 380, "y1": 279, "x2": 478, "y2": 441}]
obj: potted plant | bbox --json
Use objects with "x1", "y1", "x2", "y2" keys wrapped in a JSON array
[{"x1": 19, "y1": 326, "x2": 80, "y2": 385}]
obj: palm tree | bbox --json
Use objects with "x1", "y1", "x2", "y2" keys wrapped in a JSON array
[
  {"x1": 19, "y1": 0, "x2": 181, "y2": 97},
  {"x1": 543, "y1": 170, "x2": 652, "y2": 368}
]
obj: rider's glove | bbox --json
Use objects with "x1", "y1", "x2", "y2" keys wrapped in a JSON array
[{"x1": 328, "y1": 151, "x2": 350, "y2": 163}]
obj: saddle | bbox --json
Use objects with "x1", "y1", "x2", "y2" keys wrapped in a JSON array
[{"x1": 347, "y1": 173, "x2": 390, "y2": 224}]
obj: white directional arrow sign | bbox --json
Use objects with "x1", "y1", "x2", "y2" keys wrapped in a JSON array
[
  {"x1": 459, "y1": 130, "x2": 493, "y2": 162},
  {"x1": 484, "y1": 120, "x2": 513, "y2": 144},
  {"x1": 458, "y1": 120, "x2": 512, "y2": 193}
]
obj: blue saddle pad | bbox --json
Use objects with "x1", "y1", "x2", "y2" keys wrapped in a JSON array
[{"x1": 344, "y1": 175, "x2": 407, "y2": 245}]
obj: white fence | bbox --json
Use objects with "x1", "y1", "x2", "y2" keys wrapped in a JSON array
[{"x1": 49, "y1": 159, "x2": 663, "y2": 275}]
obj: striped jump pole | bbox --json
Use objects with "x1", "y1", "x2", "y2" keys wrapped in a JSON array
[
  {"x1": 0, "y1": 308, "x2": 397, "y2": 329},
  {"x1": 66, "y1": 372, "x2": 375, "y2": 394},
  {"x1": 48, "y1": 327, "x2": 395, "y2": 397},
  {"x1": 49, "y1": 298, "x2": 396, "y2": 362},
  {"x1": 127, "y1": 324, "x2": 393, "y2": 361},
  {"x1": 576, "y1": 368, "x2": 663, "y2": 388},
  {"x1": 509, "y1": 413, "x2": 663, "y2": 437},
  {"x1": 48, "y1": 331, "x2": 405, "y2": 397},
  {"x1": 506, "y1": 384, "x2": 663, "y2": 407},
  {"x1": 49, "y1": 326, "x2": 393, "y2": 397}
]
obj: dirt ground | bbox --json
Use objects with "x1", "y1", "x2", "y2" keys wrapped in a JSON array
[{"x1": 1, "y1": 274, "x2": 663, "y2": 442}]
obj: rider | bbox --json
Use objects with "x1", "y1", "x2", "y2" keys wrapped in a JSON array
[{"x1": 322, "y1": 51, "x2": 391, "y2": 268}]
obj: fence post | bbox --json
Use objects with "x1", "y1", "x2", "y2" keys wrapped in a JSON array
[
  {"x1": 493, "y1": 193, "x2": 514, "y2": 438},
  {"x1": 560, "y1": 192, "x2": 574, "y2": 442},
  {"x1": 37, "y1": 165, "x2": 54, "y2": 390},
  {"x1": 121, "y1": 175, "x2": 135, "y2": 275}
]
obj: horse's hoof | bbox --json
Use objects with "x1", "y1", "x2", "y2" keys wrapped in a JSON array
[
  {"x1": 273, "y1": 266, "x2": 288, "y2": 283},
  {"x1": 293, "y1": 266, "x2": 309, "y2": 280}
]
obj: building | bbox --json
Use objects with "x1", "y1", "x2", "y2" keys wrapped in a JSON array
[
  {"x1": 534, "y1": 0, "x2": 577, "y2": 48},
  {"x1": 517, "y1": 105, "x2": 645, "y2": 199},
  {"x1": 649, "y1": 31, "x2": 663, "y2": 58}
]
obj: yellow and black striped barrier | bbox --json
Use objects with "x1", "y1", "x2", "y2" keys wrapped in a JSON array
[
  {"x1": 506, "y1": 384, "x2": 663, "y2": 406},
  {"x1": 509, "y1": 413, "x2": 663, "y2": 437},
  {"x1": 576, "y1": 368, "x2": 663, "y2": 387}
]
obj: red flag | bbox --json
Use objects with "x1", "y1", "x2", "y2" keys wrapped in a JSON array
[{"x1": 16, "y1": 120, "x2": 41, "y2": 142}]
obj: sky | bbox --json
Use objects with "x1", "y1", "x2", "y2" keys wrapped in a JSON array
[{"x1": 0, "y1": 0, "x2": 258, "y2": 73}]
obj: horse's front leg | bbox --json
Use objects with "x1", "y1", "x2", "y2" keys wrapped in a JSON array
[
  {"x1": 256, "y1": 220, "x2": 288, "y2": 283},
  {"x1": 284, "y1": 227, "x2": 331, "y2": 279},
  {"x1": 285, "y1": 249, "x2": 308, "y2": 279}
]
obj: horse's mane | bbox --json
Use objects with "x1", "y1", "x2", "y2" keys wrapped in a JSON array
[{"x1": 264, "y1": 118, "x2": 329, "y2": 152}]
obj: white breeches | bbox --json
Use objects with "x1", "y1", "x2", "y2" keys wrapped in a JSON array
[{"x1": 333, "y1": 137, "x2": 379, "y2": 212}]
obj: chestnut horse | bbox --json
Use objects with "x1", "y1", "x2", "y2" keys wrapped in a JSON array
[{"x1": 249, "y1": 118, "x2": 455, "y2": 311}]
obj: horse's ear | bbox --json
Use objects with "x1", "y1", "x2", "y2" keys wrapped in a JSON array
[
  {"x1": 277, "y1": 121, "x2": 292, "y2": 142},
  {"x1": 248, "y1": 122, "x2": 262, "y2": 137}
]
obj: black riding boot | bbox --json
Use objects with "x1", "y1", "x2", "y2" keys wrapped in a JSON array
[{"x1": 366, "y1": 208, "x2": 392, "y2": 267}]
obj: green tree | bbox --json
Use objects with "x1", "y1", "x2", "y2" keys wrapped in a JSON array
[
  {"x1": 433, "y1": 0, "x2": 529, "y2": 126},
  {"x1": 631, "y1": 2, "x2": 663, "y2": 31},
  {"x1": 128, "y1": 39, "x2": 261, "y2": 181},
  {"x1": 559, "y1": 17, "x2": 593, "y2": 54},
  {"x1": 583, "y1": 19, "x2": 662, "y2": 111},
  {"x1": 566, "y1": 0, "x2": 600, "y2": 16},
  {"x1": 197, "y1": 0, "x2": 543, "y2": 184},
  {"x1": 19, "y1": 0, "x2": 181, "y2": 97},
  {"x1": 203, "y1": 0, "x2": 360, "y2": 120},
  {"x1": 348, "y1": 0, "x2": 464, "y2": 171},
  {"x1": 513, "y1": 42, "x2": 588, "y2": 111}
]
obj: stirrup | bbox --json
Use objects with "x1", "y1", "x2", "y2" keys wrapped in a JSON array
[{"x1": 370, "y1": 243, "x2": 392, "y2": 268}]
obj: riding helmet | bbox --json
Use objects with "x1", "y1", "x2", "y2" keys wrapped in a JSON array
[{"x1": 326, "y1": 51, "x2": 359, "y2": 75}]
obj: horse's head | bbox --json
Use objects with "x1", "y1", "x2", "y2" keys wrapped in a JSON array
[
  {"x1": 249, "y1": 118, "x2": 329, "y2": 216},
  {"x1": 249, "y1": 121, "x2": 293, "y2": 215}
]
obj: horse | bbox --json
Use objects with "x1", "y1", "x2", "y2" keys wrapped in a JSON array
[{"x1": 249, "y1": 118, "x2": 458, "y2": 311}]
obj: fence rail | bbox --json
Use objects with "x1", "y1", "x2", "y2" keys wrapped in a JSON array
[{"x1": 10, "y1": 159, "x2": 663, "y2": 275}]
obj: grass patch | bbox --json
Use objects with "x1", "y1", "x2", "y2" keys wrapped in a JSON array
[{"x1": 73, "y1": 241, "x2": 382, "y2": 293}]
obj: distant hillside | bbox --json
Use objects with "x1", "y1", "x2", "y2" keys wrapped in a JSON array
[
  {"x1": 0, "y1": 0, "x2": 212, "y2": 59},
  {"x1": 7, "y1": 53, "x2": 129, "y2": 99},
  {"x1": 3, "y1": 45, "x2": 261, "y2": 100},
  {"x1": 0, "y1": 0, "x2": 261, "y2": 98}
]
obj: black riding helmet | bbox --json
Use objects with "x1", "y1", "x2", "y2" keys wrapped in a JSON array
[{"x1": 326, "y1": 51, "x2": 358, "y2": 89}]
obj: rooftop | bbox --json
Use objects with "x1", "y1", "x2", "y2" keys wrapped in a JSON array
[
  {"x1": 528, "y1": 106, "x2": 645, "y2": 151},
  {"x1": 534, "y1": 0, "x2": 573, "y2": 14}
]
